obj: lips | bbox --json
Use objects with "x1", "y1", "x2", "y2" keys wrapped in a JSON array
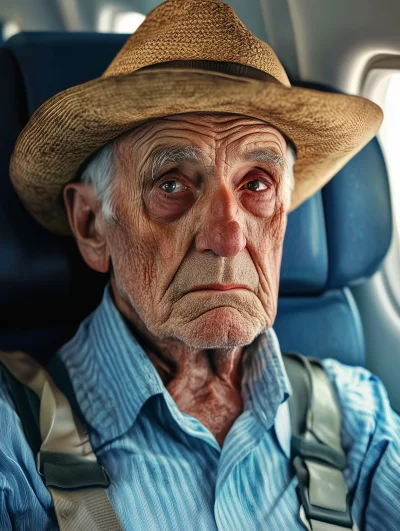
[{"x1": 190, "y1": 283, "x2": 250, "y2": 292}]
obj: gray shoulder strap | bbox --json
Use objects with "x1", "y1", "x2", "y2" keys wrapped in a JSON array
[
  {"x1": 0, "y1": 350, "x2": 123, "y2": 531},
  {"x1": 282, "y1": 352, "x2": 358, "y2": 531}
]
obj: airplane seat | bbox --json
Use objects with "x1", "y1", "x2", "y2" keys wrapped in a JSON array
[
  {"x1": 0, "y1": 33, "x2": 128, "y2": 363},
  {"x1": 0, "y1": 46, "x2": 80, "y2": 361},
  {"x1": 0, "y1": 33, "x2": 393, "y2": 368},
  {"x1": 274, "y1": 80, "x2": 392, "y2": 365}
]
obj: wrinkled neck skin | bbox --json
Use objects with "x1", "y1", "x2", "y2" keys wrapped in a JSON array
[{"x1": 111, "y1": 280, "x2": 244, "y2": 446}]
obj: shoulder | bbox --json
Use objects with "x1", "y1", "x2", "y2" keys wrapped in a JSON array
[
  {"x1": 0, "y1": 363, "x2": 26, "y2": 444},
  {"x1": 0, "y1": 365, "x2": 33, "y2": 481},
  {"x1": 0, "y1": 364, "x2": 49, "y2": 504},
  {"x1": 0, "y1": 363, "x2": 56, "y2": 526},
  {"x1": 321, "y1": 358, "x2": 400, "y2": 530},
  {"x1": 0, "y1": 364, "x2": 26, "y2": 507},
  {"x1": 320, "y1": 358, "x2": 400, "y2": 437}
]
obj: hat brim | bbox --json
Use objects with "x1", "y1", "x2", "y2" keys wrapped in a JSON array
[{"x1": 10, "y1": 68, "x2": 383, "y2": 235}]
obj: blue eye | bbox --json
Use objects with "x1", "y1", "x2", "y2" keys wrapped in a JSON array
[{"x1": 160, "y1": 180, "x2": 188, "y2": 193}]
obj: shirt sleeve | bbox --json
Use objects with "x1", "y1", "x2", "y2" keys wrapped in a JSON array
[
  {"x1": 322, "y1": 359, "x2": 400, "y2": 531},
  {"x1": 0, "y1": 488, "x2": 12, "y2": 530},
  {"x1": 0, "y1": 367, "x2": 54, "y2": 528},
  {"x1": 361, "y1": 377, "x2": 400, "y2": 531}
]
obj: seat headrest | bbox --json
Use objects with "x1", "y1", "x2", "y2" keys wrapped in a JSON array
[
  {"x1": 281, "y1": 80, "x2": 392, "y2": 293},
  {"x1": 6, "y1": 32, "x2": 128, "y2": 114}
]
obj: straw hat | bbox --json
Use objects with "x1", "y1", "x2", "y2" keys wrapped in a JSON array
[{"x1": 10, "y1": 0, "x2": 383, "y2": 235}]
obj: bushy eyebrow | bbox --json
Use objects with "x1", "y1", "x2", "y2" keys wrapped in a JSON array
[
  {"x1": 141, "y1": 146, "x2": 203, "y2": 181},
  {"x1": 244, "y1": 150, "x2": 287, "y2": 170},
  {"x1": 141, "y1": 144, "x2": 288, "y2": 182}
]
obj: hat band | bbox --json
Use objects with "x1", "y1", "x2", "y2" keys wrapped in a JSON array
[{"x1": 140, "y1": 60, "x2": 282, "y2": 84}]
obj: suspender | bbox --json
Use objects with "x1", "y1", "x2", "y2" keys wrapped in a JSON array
[
  {"x1": 283, "y1": 352, "x2": 358, "y2": 531},
  {"x1": 0, "y1": 349, "x2": 357, "y2": 530},
  {"x1": 0, "y1": 350, "x2": 123, "y2": 531}
]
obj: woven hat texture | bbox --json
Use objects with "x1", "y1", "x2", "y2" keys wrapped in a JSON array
[{"x1": 10, "y1": 0, "x2": 383, "y2": 235}]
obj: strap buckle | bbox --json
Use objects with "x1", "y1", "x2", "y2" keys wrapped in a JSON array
[
  {"x1": 300, "y1": 506, "x2": 359, "y2": 531},
  {"x1": 297, "y1": 483, "x2": 354, "y2": 530},
  {"x1": 292, "y1": 438, "x2": 353, "y2": 529},
  {"x1": 37, "y1": 451, "x2": 110, "y2": 490},
  {"x1": 291, "y1": 436, "x2": 347, "y2": 470}
]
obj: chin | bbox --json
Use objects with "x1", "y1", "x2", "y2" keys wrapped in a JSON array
[{"x1": 166, "y1": 306, "x2": 264, "y2": 349}]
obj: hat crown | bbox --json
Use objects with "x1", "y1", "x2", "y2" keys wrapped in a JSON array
[{"x1": 102, "y1": 0, "x2": 291, "y2": 87}]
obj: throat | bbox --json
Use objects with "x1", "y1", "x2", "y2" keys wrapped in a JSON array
[
  {"x1": 128, "y1": 326, "x2": 247, "y2": 446},
  {"x1": 167, "y1": 377, "x2": 244, "y2": 446}
]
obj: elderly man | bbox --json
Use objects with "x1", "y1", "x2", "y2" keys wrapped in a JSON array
[{"x1": 0, "y1": 1, "x2": 399, "y2": 530}]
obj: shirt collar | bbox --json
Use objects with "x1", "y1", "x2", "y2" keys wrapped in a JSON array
[
  {"x1": 58, "y1": 284, "x2": 292, "y2": 457},
  {"x1": 275, "y1": 399, "x2": 292, "y2": 459},
  {"x1": 241, "y1": 327, "x2": 292, "y2": 458}
]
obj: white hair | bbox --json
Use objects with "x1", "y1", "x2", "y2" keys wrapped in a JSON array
[
  {"x1": 283, "y1": 142, "x2": 296, "y2": 210},
  {"x1": 80, "y1": 136, "x2": 296, "y2": 217},
  {"x1": 80, "y1": 141, "x2": 116, "y2": 219}
]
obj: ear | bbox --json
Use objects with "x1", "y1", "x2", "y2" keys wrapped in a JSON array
[{"x1": 63, "y1": 182, "x2": 110, "y2": 273}]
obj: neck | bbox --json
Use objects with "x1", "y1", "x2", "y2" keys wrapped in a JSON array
[{"x1": 111, "y1": 283, "x2": 245, "y2": 446}]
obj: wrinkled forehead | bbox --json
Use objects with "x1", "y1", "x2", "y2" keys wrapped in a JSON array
[
  {"x1": 116, "y1": 113, "x2": 287, "y2": 155},
  {"x1": 113, "y1": 112, "x2": 289, "y2": 175}
]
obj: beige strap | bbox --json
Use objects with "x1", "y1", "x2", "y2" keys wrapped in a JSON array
[
  {"x1": 50, "y1": 487, "x2": 123, "y2": 531},
  {"x1": 0, "y1": 350, "x2": 123, "y2": 531}
]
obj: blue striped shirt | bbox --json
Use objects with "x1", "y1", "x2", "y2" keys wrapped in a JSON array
[{"x1": 0, "y1": 284, "x2": 399, "y2": 530}]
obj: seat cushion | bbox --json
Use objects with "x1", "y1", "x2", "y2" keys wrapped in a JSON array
[{"x1": 275, "y1": 288, "x2": 365, "y2": 366}]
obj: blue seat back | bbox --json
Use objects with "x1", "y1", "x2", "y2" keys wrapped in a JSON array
[
  {"x1": 0, "y1": 32, "x2": 393, "y2": 366},
  {"x1": 275, "y1": 80, "x2": 392, "y2": 365}
]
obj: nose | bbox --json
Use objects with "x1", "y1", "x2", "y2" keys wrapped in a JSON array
[{"x1": 195, "y1": 188, "x2": 247, "y2": 257}]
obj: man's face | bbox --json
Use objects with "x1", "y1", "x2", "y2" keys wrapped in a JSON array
[{"x1": 101, "y1": 113, "x2": 289, "y2": 349}]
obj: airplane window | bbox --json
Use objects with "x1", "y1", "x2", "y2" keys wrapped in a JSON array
[
  {"x1": 98, "y1": 7, "x2": 146, "y2": 33},
  {"x1": 380, "y1": 73, "x2": 400, "y2": 237},
  {"x1": 112, "y1": 12, "x2": 146, "y2": 33},
  {"x1": 362, "y1": 67, "x2": 400, "y2": 314},
  {"x1": 2, "y1": 21, "x2": 20, "y2": 40}
]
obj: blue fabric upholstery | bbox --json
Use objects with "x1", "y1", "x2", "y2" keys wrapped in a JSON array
[
  {"x1": 291, "y1": 81, "x2": 393, "y2": 291},
  {"x1": 323, "y1": 137, "x2": 392, "y2": 288},
  {"x1": 0, "y1": 42, "x2": 106, "y2": 337},
  {"x1": 280, "y1": 193, "x2": 328, "y2": 294},
  {"x1": 6, "y1": 32, "x2": 128, "y2": 114},
  {"x1": 0, "y1": 32, "x2": 393, "y2": 367},
  {"x1": 274, "y1": 289, "x2": 365, "y2": 365}
]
